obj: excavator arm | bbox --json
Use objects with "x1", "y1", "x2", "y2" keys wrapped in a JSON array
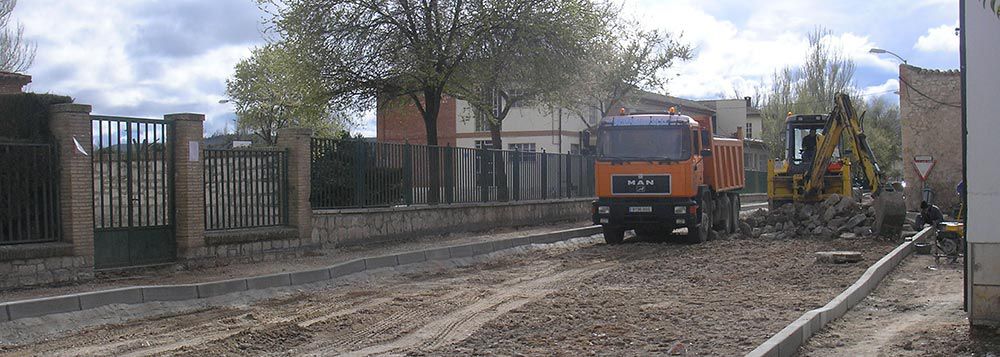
[
  {"x1": 802, "y1": 93, "x2": 884, "y2": 196},
  {"x1": 802, "y1": 93, "x2": 905, "y2": 238}
]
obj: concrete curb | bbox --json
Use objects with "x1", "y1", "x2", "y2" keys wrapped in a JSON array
[
  {"x1": 746, "y1": 227, "x2": 930, "y2": 357},
  {"x1": 0, "y1": 225, "x2": 602, "y2": 323}
]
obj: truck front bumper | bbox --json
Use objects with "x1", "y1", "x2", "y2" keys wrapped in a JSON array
[{"x1": 592, "y1": 198, "x2": 698, "y2": 229}]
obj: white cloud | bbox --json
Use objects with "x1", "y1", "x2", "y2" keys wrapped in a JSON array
[
  {"x1": 625, "y1": 1, "x2": 900, "y2": 100},
  {"x1": 12, "y1": 0, "x2": 263, "y2": 133},
  {"x1": 862, "y1": 78, "x2": 900, "y2": 97},
  {"x1": 914, "y1": 24, "x2": 960, "y2": 53}
]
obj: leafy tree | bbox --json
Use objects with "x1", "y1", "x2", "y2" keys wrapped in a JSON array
[
  {"x1": 857, "y1": 97, "x2": 902, "y2": 179},
  {"x1": 558, "y1": 20, "x2": 692, "y2": 127},
  {"x1": 0, "y1": 0, "x2": 34, "y2": 72},
  {"x1": 267, "y1": 0, "x2": 498, "y2": 203},
  {"x1": 449, "y1": 0, "x2": 607, "y2": 201},
  {"x1": 226, "y1": 43, "x2": 346, "y2": 145}
]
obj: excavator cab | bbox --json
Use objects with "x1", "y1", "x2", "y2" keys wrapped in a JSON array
[{"x1": 783, "y1": 115, "x2": 838, "y2": 174}]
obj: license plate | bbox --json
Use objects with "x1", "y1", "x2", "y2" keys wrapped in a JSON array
[{"x1": 629, "y1": 206, "x2": 653, "y2": 213}]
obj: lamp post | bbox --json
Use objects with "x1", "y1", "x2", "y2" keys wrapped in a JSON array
[{"x1": 869, "y1": 48, "x2": 907, "y2": 64}]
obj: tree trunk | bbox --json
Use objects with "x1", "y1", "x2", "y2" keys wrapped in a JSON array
[
  {"x1": 421, "y1": 89, "x2": 442, "y2": 205},
  {"x1": 489, "y1": 122, "x2": 509, "y2": 202}
]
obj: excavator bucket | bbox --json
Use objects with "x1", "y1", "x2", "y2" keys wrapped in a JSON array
[{"x1": 872, "y1": 183, "x2": 906, "y2": 239}]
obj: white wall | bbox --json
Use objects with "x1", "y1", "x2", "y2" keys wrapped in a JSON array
[
  {"x1": 713, "y1": 99, "x2": 747, "y2": 137},
  {"x1": 964, "y1": 0, "x2": 1000, "y2": 326},
  {"x1": 454, "y1": 98, "x2": 587, "y2": 153}
]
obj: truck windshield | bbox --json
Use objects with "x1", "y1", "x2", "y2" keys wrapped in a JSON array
[{"x1": 598, "y1": 126, "x2": 691, "y2": 160}]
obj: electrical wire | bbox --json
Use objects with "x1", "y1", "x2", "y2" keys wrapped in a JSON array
[{"x1": 897, "y1": 76, "x2": 962, "y2": 108}]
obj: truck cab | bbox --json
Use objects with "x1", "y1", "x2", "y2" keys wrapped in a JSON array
[{"x1": 592, "y1": 109, "x2": 745, "y2": 244}]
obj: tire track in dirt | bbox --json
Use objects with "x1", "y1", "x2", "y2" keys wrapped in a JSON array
[{"x1": 334, "y1": 262, "x2": 616, "y2": 356}]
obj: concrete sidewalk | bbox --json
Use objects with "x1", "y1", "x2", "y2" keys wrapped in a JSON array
[{"x1": 0, "y1": 221, "x2": 592, "y2": 303}]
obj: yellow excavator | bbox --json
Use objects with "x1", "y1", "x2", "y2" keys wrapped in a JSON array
[{"x1": 767, "y1": 93, "x2": 906, "y2": 238}]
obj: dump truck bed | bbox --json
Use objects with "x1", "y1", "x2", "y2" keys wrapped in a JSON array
[{"x1": 706, "y1": 137, "x2": 744, "y2": 192}]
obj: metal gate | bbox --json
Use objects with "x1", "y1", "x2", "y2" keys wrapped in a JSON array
[{"x1": 92, "y1": 116, "x2": 175, "y2": 269}]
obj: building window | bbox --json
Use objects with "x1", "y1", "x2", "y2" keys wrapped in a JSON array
[
  {"x1": 509, "y1": 143, "x2": 537, "y2": 161},
  {"x1": 570, "y1": 144, "x2": 581, "y2": 155},
  {"x1": 474, "y1": 140, "x2": 493, "y2": 149},
  {"x1": 746, "y1": 122, "x2": 753, "y2": 139}
]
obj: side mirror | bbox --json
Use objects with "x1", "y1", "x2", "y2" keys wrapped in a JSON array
[{"x1": 700, "y1": 149, "x2": 712, "y2": 157}]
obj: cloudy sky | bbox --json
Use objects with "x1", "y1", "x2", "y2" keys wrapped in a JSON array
[{"x1": 10, "y1": 0, "x2": 959, "y2": 136}]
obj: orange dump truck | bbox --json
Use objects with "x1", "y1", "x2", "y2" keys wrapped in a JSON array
[{"x1": 591, "y1": 110, "x2": 745, "y2": 244}]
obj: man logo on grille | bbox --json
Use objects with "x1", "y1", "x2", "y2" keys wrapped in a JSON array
[{"x1": 627, "y1": 179, "x2": 655, "y2": 186}]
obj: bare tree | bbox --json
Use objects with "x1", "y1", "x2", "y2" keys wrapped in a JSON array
[
  {"x1": 758, "y1": 28, "x2": 856, "y2": 158},
  {"x1": 0, "y1": 0, "x2": 35, "y2": 73},
  {"x1": 556, "y1": 20, "x2": 692, "y2": 129}
]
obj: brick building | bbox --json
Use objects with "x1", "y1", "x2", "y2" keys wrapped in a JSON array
[
  {"x1": 376, "y1": 96, "x2": 457, "y2": 146},
  {"x1": 0, "y1": 71, "x2": 31, "y2": 94},
  {"x1": 899, "y1": 64, "x2": 962, "y2": 211}
]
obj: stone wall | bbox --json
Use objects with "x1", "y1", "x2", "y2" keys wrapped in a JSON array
[
  {"x1": 182, "y1": 227, "x2": 319, "y2": 268},
  {"x1": 0, "y1": 244, "x2": 93, "y2": 289},
  {"x1": 899, "y1": 64, "x2": 963, "y2": 211},
  {"x1": 313, "y1": 198, "x2": 592, "y2": 246}
]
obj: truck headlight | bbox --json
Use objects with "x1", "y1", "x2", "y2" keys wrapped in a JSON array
[
  {"x1": 598, "y1": 206, "x2": 610, "y2": 214},
  {"x1": 674, "y1": 206, "x2": 686, "y2": 214}
]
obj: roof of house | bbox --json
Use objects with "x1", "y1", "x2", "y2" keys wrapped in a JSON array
[
  {"x1": 900, "y1": 64, "x2": 960, "y2": 75},
  {"x1": 636, "y1": 90, "x2": 715, "y2": 113}
]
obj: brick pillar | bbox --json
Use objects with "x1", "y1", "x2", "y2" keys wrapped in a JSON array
[
  {"x1": 276, "y1": 128, "x2": 313, "y2": 243},
  {"x1": 49, "y1": 103, "x2": 95, "y2": 261},
  {"x1": 166, "y1": 113, "x2": 205, "y2": 258}
]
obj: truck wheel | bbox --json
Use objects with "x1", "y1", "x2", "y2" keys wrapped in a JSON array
[
  {"x1": 686, "y1": 212, "x2": 710, "y2": 244},
  {"x1": 603, "y1": 226, "x2": 625, "y2": 245}
]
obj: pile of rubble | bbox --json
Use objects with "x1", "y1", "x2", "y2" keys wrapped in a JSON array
[{"x1": 740, "y1": 194, "x2": 877, "y2": 240}]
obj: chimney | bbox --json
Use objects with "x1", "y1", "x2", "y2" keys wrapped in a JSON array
[{"x1": 744, "y1": 96, "x2": 752, "y2": 108}]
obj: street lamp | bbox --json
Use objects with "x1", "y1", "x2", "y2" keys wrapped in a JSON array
[{"x1": 869, "y1": 48, "x2": 907, "y2": 64}]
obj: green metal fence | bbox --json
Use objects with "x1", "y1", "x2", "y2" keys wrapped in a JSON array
[
  {"x1": 0, "y1": 142, "x2": 60, "y2": 244},
  {"x1": 310, "y1": 138, "x2": 595, "y2": 209},
  {"x1": 203, "y1": 148, "x2": 289, "y2": 230}
]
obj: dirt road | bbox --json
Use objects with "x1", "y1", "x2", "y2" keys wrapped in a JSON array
[
  {"x1": 801, "y1": 254, "x2": 1000, "y2": 356},
  {"x1": 0, "y1": 234, "x2": 894, "y2": 356}
]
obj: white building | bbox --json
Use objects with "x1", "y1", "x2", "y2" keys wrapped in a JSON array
[{"x1": 453, "y1": 90, "x2": 722, "y2": 154}]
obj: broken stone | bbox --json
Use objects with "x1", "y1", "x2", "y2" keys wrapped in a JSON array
[
  {"x1": 822, "y1": 206, "x2": 837, "y2": 222},
  {"x1": 811, "y1": 226, "x2": 825, "y2": 235},
  {"x1": 822, "y1": 194, "x2": 843, "y2": 208},
  {"x1": 764, "y1": 225, "x2": 774, "y2": 233},
  {"x1": 760, "y1": 232, "x2": 779, "y2": 240},
  {"x1": 842, "y1": 214, "x2": 867, "y2": 231},
  {"x1": 775, "y1": 222, "x2": 784, "y2": 231},
  {"x1": 853, "y1": 227, "x2": 871, "y2": 236},
  {"x1": 839, "y1": 232, "x2": 858, "y2": 240},
  {"x1": 834, "y1": 198, "x2": 857, "y2": 214},
  {"x1": 815, "y1": 251, "x2": 864, "y2": 264},
  {"x1": 828, "y1": 217, "x2": 847, "y2": 229},
  {"x1": 740, "y1": 222, "x2": 753, "y2": 237}
]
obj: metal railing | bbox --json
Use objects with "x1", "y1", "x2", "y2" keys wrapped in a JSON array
[
  {"x1": 311, "y1": 138, "x2": 595, "y2": 209},
  {"x1": 203, "y1": 148, "x2": 289, "y2": 230},
  {"x1": 0, "y1": 142, "x2": 60, "y2": 244}
]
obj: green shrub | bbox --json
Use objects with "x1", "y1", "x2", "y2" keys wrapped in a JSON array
[{"x1": 0, "y1": 93, "x2": 74, "y2": 142}]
